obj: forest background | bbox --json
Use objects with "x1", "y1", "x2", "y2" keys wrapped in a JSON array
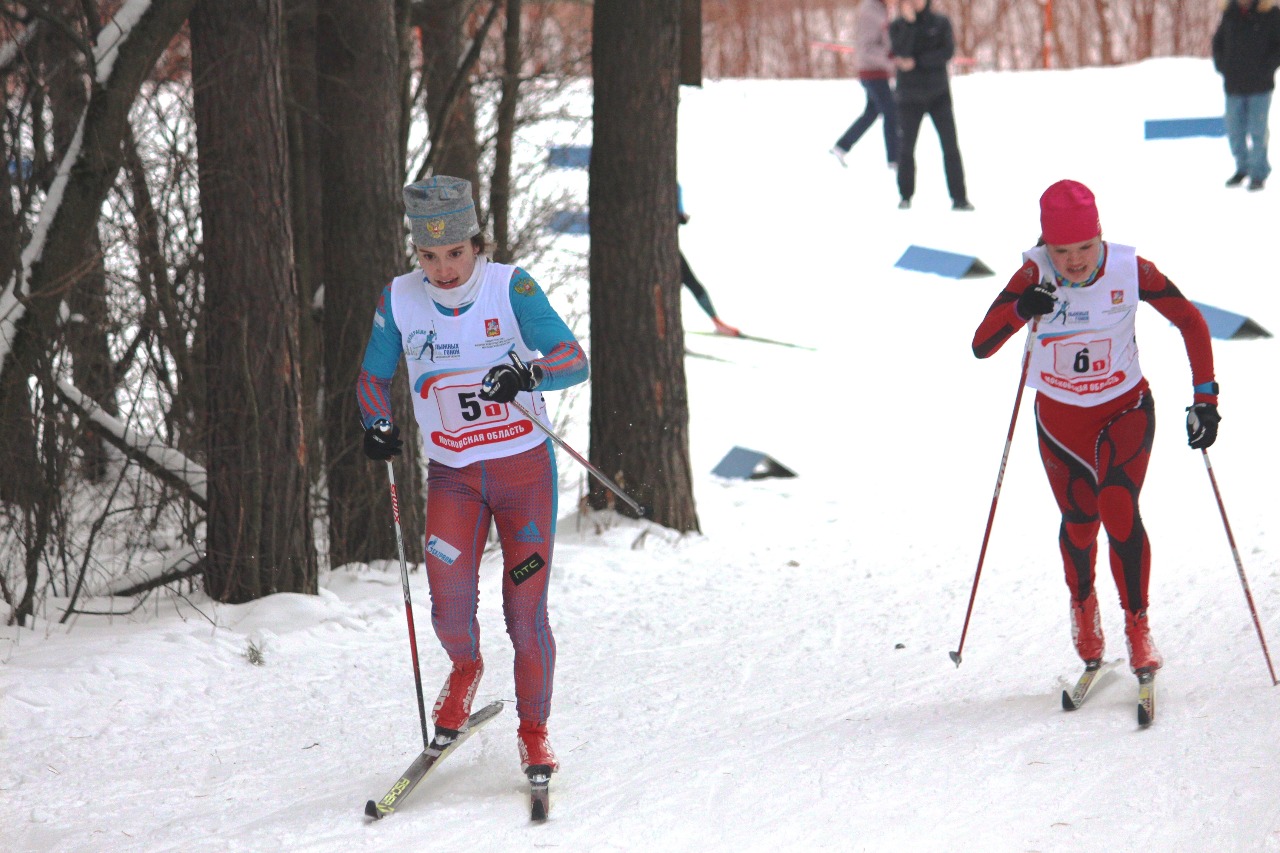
[{"x1": 0, "y1": 0, "x2": 1227, "y2": 629}]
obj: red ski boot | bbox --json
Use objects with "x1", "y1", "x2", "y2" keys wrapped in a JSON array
[
  {"x1": 1070, "y1": 592, "x2": 1104, "y2": 663},
  {"x1": 432, "y1": 655, "x2": 483, "y2": 733},
  {"x1": 1125, "y1": 610, "x2": 1163, "y2": 673},
  {"x1": 517, "y1": 719, "x2": 559, "y2": 773},
  {"x1": 711, "y1": 317, "x2": 741, "y2": 337}
]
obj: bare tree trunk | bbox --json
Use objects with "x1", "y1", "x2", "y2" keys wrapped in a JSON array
[
  {"x1": 590, "y1": 0, "x2": 699, "y2": 532},
  {"x1": 0, "y1": 0, "x2": 197, "y2": 620},
  {"x1": 492, "y1": 0, "x2": 523, "y2": 263},
  {"x1": 315, "y1": 0, "x2": 407, "y2": 567},
  {"x1": 1092, "y1": 0, "x2": 1115, "y2": 66},
  {"x1": 418, "y1": 0, "x2": 482, "y2": 192},
  {"x1": 0, "y1": 130, "x2": 26, "y2": 509},
  {"x1": 42, "y1": 15, "x2": 118, "y2": 482},
  {"x1": 120, "y1": 127, "x2": 207, "y2": 456},
  {"x1": 190, "y1": 0, "x2": 317, "y2": 602},
  {"x1": 284, "y1": 0, "x2": 326, "y2": 496},
  {"x1": 1136, "y1": 0, "x2": 1156, "y2": 60},
  {"x1": 680, "y1": 0, "x2": 702, "y2": 86}
]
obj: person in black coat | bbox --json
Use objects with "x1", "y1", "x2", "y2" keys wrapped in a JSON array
[
  {"x1": 889, "y1": 0, "x2": 971, "y2": 210},
  {"x1": 1212, "y1": 0, "x2": 1280, "y2": 191}
]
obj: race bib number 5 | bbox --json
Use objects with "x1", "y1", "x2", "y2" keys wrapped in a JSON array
[{"x1": 433, "y1": 380, "x2": 507, "y2": 433}]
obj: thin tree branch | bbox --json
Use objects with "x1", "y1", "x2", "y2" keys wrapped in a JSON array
[{"x1": 414, "y1": 0, "x2": 502, "y2": 181}]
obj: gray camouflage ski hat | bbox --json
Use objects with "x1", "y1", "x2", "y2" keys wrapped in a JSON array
[{"x1": 403, "y1": 176, "x2": 481, "y2": 247}]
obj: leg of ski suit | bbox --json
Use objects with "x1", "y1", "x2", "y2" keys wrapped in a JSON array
[
  {"x1": 424, "y1": 440, "x2": 558, "y2": 723},
  {"x1": 1035, "y1": 385, "x2": 1155, "y2": 617},
  {"x1": 680, "y1": 250, "x2": 719, "y2": 319}
]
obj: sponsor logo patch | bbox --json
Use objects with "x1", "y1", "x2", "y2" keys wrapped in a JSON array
[
  {"x1": 426, "y1": 534, "x2": 461, "y2": 565},
  {"x1": 514, "y1": 521, "x2": 543, "y2": 543},
  {"x1": 1111, "y1": 290, "x2": 1124, "y2": 305},
  {"x1": 509, "y1": 553, "x2": 546, "y2": 586},
  {"x1": 485, "y1": 318, "x2": 501, "y2": 337}
]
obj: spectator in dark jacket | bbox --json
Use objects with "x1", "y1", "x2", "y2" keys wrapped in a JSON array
[
  {"x1": 1213, "y1": 0, "x2": 1280, "y2": 191},
  {"x1": 889, "y1": 0, "x2": 971, "y2": 210}
]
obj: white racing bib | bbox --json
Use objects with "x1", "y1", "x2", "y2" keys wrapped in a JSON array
[
  {"x1": 1022, "y1": 243, "x2": 1144, "y2": 407},
  {"x1": 390, "y1": 261, "x2": 549, "y2": 466}
]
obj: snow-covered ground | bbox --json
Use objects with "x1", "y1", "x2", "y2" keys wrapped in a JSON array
[{"x1": 4, "y1": 58, "x2": 1279, "y2": 852}]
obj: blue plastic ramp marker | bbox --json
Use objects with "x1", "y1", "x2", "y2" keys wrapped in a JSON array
[
  {"x1": 548, "y1": 209, "x2": 589, "y2": 235},
  {"x1": 1191, "y1": 301, "x2": 1273, "y2": 340},
  {"x1": 547, "y1": 145, "x2": 591, "y2": 169},
  {"x1": 712, "y1": 446, "x2": 797, "y2": 480},
  {"x1": 1144, "y1": 117, "x2": 1226, "y2": 140},
  {"x1": 894, "y1": 245, "x2": 994, "y2": 279}
]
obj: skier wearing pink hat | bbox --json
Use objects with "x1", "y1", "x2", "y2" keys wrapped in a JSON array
[{"x1": 971, "y1": 179, "x2": 1218, "y2": 685}]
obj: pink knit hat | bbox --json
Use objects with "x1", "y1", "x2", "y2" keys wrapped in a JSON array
[{"x1": 1039, "y1": 180, "x2": 1101, "y2": 245}]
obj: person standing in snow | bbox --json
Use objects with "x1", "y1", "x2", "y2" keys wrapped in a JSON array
[
  {"x1": 356, "y1": 176, "x2": 588, "y2": 778},
  {"x1": 971, "y1": 180, "x2": 1219, "y2": 676},
  {"x1": 889, "y1": 0, "x2": 971, "y2": 210},
  {"x1": 830, "y1": 0, "x2": 899, "y2": 172},
  {"x1": 678, "y1": 184, "x2": 740, "y2": 337},
  {"x1": 1212, "y1": 0, "x2": 1280, "y2": 191}
]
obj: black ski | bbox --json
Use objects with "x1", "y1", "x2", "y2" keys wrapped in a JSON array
[
  {"x1": 527, "y1": 764, "x2": 552, "y2": 822},
  {"x1": 1137, "y1": 670, "x2": 1156, "y2": 727},
  {"x1": 365, "y1": 700, "x2": 504, "y2": 820}
]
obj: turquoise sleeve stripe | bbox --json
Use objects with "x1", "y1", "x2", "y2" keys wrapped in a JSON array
[{"x1": 360, "y1": 283, "x2": 403, "y2": 378}]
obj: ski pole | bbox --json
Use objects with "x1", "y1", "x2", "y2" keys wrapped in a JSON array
[
  {"x1": 508, "y1": 396, "x2": 647, "y2": 518},
  {"x1": 499, "y1": 351, "x2": 647, "y2": 518},
  {"x1": 383, "y1": 452, "x2": 431, "y2": 749},
  {"x1": 1200, "y1": 449, "x2": 1278, "y2": 686},
  {"x1": 950, "y1": 320, "x2": 1038, "y2": 667}
]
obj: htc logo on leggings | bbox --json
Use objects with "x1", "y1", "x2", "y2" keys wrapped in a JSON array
[{"x1": 510, "y1": 553, "x2": 546, "y2": 586}]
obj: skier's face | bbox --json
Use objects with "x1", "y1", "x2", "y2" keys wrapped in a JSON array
[
  {"x1": 415, "y1": 240, "x2": 480, "y2": 288},
  {"x1": 1046, "y1": 237, "x2": 1102, "y2": 284}
]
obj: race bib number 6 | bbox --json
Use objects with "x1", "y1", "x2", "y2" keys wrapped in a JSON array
[{"x1": 1052, "y1": 338, "x2": 1112, "y2": 378}]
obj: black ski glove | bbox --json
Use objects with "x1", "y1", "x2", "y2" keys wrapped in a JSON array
[
  {"x1": 1186, "y1": 403, "x2": 1220, "y2": 450},
  {"x1": 363, "y1": 419, "x2": 402, "y2": 460},
  {"x1": 479, "y1": 361, "x2": 537, "y2": 404},
  {"x1": 1016, "y1": 280, "x2": 1057, "y2": 320}
]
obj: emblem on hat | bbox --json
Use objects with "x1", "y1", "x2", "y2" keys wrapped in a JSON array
[{"x1": 426, "y1": 219, "x2": 447, "y2": 239}]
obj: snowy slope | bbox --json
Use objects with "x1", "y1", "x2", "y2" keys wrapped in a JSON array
[{"x1": 4, "y1": 58, "x2": 1279, "y2": 853}]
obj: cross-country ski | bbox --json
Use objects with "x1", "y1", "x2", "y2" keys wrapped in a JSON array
[
  {"x1": 688, "y1": 329, "x2": 816, "y2": 350},
  {"x1": 528, "y1": 765, "x2": 552, "y2": 822},
  {"x1": 365, "y1": 700, "x2": 504, "y2": 820},
  {"x1": 1137, "y1": 671, "x2": 1157, "y2": 728},
  {"x1": 1060, "y1": 658, "x2": 1122, "y2": 711}
]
